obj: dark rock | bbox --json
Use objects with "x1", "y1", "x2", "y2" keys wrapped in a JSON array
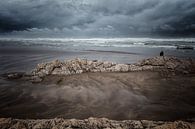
[{"x1": 2, "y1": 72, "x2": 24, "y2": 79}]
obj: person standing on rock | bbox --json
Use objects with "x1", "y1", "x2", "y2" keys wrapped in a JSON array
[
  {"x1": 160, "y1": 50, "x2": 165, "y2": 62},
  {"x1": 160, "y1": 51, "x2": 164, "y2": 57}
]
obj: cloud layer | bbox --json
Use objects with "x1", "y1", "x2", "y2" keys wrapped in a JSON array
[{"x1": 0, "y1": 0, "x2": 195, "y2": 37}]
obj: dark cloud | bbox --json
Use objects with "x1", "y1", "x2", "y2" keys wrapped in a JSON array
[{"x1": 0, "y1": 0, "x2": 195, "y2": 37}]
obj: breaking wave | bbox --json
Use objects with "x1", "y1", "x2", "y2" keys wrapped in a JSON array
[{"x1": 0, "y1": 38, "x2": 195, "y2": 49}]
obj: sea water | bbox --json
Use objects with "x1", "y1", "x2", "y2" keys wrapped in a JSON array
[{"x1": 0, "y1": 38, "x2": 195, "y2": 74}]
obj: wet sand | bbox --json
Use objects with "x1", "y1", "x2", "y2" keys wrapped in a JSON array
[{"x1": 0, "y1": 71, "x2": 195, "y2": 120}]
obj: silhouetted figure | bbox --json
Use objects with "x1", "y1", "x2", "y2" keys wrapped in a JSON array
[{"x1": 160, "y1": 51, "x2": 164, "y2": 56}]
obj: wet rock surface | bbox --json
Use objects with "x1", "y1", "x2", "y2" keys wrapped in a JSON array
[
  {"x1": 0, "y1": 117, "x2": 194, "y2": 129},
  {"x1": 2, "y1": 72, "x2": 25, "y2": 80},
  {"x1": 2, "y1": 56, "x2": 195, "y2": 82},
  {"x1": 31, "y1": 56, "x2": 195, "y2": 77},
  {"x1": 4, "y1": 57, "x2": 192, "y2": 81}
]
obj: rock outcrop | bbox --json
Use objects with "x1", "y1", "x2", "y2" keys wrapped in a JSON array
[
  {"x1": 0, "y1": 117, "x2": 194, "y2": 129},
  {"x1": 31, "y1": 56, "x2": 195, "y2": 79},
  {"x1": 2, "y1": 72, "x2": 24, "y2": 79},
  {"x1": 2, "y1": 56, "x2": 195, "y2": 82}
]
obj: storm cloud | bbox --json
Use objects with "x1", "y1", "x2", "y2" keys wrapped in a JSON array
[{"x1": 0, "y1": 0, "x2": 195, "y2": 37}]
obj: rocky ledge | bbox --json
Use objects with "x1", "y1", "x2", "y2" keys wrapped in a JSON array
[
  {"x1": 0, "y1": 117, "x2": 194, "y2": 129},
  {"x1": 2, "y1": 56, "x2": 195, "y2": 82}
]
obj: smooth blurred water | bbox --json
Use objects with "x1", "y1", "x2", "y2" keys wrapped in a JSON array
[{"x1": 0, "y1": 38, "x2": 195, "y2": 74}]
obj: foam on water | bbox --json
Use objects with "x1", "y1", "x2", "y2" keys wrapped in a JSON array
[{"x1": 0, "y1": 38, "x2": 195, "y2": 49}]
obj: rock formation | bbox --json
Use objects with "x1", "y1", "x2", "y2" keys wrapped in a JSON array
[
  {"x1": 0, "y1": 117, "x2": 194, "y2": 129},
  {"x1": 2, "y1": 56, "x2": 195, "y2": 82}
]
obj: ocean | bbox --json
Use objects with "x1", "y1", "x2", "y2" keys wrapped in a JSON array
[{"x1": 0, "y1": 38, "x2": 195, "y2": 74}]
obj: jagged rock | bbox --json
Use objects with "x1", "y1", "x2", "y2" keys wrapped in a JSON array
[
  {"x1": 140, "y1": 56, "x2": 166, "y2": 66},
  {"x1": 11, "y1": 121, "x2": 27, "y2": 129},
  {"x1": 52, "y1": 68, "x2": 62, "y2": 75},
  {"x1": 52, "y1": 59, "x2": 61, "y2": 67},
  {"x1": 3, "y1": 56, "x2": 195, "y2": 82},
  {"x1": 103, "y1": 61, "x2": 114, "y2": 68},
  {"x1": 166, "y1": 62, "x2": 177, "y2": 69},
  {"x1": 130, "y1": 121, "x2": 144, "y2": 129},
  {"x1": 37, "y1": 63, "x2": 46, "y2": 70},
  {"x1": 0, "y1": 118, "x2": 194, "y2": 129},
  {"x1": 153, "y1": 121, "x2": 192, "y2": 129},
  {"x1": 142, "y1": 65, "x2": 155, "y2": 71},
  {"x1": 114, "y1": 64, "x2": 129, "y2": 72},
  {"x1": 0, "y1": 118, "x2": 12, "y2": 129},
  {"x1": 37, "y1": 70, "x2": 47, "y2": 77},
  {"x1": 30, "y1": 56, "x2": 195, "y2": 79},
  {"x1": 129, "y1": 65, "x2": 142, "y2": 71}
]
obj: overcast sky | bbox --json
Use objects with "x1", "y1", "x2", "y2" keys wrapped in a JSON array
[{"x1": 0, "y1": 0, "x2": 195, "y2": 38}]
